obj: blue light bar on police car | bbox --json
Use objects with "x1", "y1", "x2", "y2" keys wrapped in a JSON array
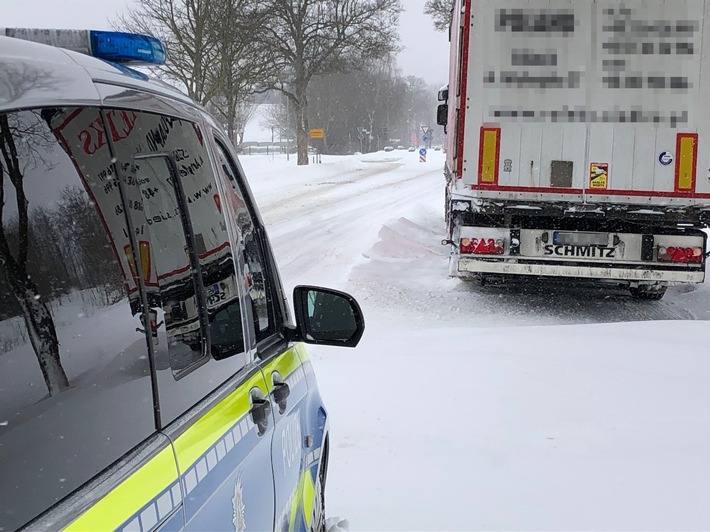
[
  {"x1": 1, "y1": 28, "x2": 166, "y2": 65},
  {"x1": 90, "y1": 31, "x2": 166, "y2": 65}
]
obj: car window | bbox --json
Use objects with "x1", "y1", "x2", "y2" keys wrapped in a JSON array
[
  {"x1": 214, "y1": 140, "x2": 277, "y2": 345},
  {"x1": 104, "y1": 110, "x2": 250, "y2": 425},
  {"x1": 0, "y1": 108, "x2": 155, "y2": 530}
]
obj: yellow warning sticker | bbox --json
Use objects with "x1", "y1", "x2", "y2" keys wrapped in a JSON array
[{"x1": 589, "y1": 162, "x2": 608, "y2": 189}]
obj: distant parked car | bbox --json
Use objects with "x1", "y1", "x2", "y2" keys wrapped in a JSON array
[
  {"x1": 383, "y1": 146, "x2": 395, "y2": 152},
  {"x1": 408, "y1": 147, "x2": 416, "y2": 152},
  {"x1": 396, "y1": 145, "x2": 406, "y2": 150},
  {"x1": 434, "y1": 146, "x2": 441, "y2": 151}
]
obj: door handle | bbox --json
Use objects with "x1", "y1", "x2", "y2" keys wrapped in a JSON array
[
  {"x1": 272, "y1": 381, "x2": 290, "y2": 414},
  {"x1": 250, "y1": 396, "x2": 272, "y2": 436}
]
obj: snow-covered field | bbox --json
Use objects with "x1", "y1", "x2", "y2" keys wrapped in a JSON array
[{"x1": 241, "y1": 150, "x2": 710, "y2": 530}]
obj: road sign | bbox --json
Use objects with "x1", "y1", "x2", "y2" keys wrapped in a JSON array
[
  {"x1": 310, "y1": 128, "x2": 325, "y2": 139},
  {"x1": 421, "y1": 125, "x2": 431, "y2": 134},
  {"x1": 419, "y1": 148, "x2": 427, "y2": 163},
  {"x1": 422, "y1": 134, "x2": 430, "y2": 142}
]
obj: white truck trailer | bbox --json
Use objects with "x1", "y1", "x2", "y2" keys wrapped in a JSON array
[{"x1": 437, "y1": 0, "x2": 710, "y2": 299}]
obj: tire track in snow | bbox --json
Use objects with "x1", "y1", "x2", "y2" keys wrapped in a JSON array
[
  {"x1": 261, "y1": 164, "x2": 443, "y2": 285},
  {"x1": 255, "y1": 161, "x2": 406, "y2": 223},
  {"x1": 261, "y1": 161, "x2": 449, "y2": 228}
]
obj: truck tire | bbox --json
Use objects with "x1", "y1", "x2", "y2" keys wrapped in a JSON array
[{"x1": 629, "y1": 286, "x2": 667, "y2": 301}]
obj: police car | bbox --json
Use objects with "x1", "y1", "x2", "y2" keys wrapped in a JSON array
[{"x1": 0, "y1": 29, "x2": 364, "y2": 531}]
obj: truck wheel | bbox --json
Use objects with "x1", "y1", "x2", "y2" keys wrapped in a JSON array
[{"x1": 629, "y1": 286, "x2": 667, "y2": 301}]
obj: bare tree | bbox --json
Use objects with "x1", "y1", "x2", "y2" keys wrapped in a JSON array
[
  {"x1": 208, "y1": 98, "x2": 258, "y2": 146},
  {"x1": 306, "y1": 55, "x2": 399, "y2": 153},
  {"x1": 308, "y1": 76, "x2": 340, "y2": 153},
  {"x1": 0, "y1": 112, "x2": 69, "y2": 395},
  {"x1": 55, "y1": 187, "x2": 125, "y2": 305},
  {"x1": 303, "y1": 57, "x2": 436, "y2": 154},
  {"x1": 117, "y1": 0, "x2": 220, "y2": 104},
  {"x1": 424, "y1": 0, "x2": 455, "y2": 32},
  {"x1": 117, "y1": 0, "x2": 273, "y2": 109},
  {"x1": 357, "y1": 58, "x2": 402, "y2": 152},
  {"x1": 234, "y1": 101, "x2": 258, "y2": 147},
  {"x1": 262, "y1": 0, "x2": 403, "y2": 165},
  {"x1": 208, "y1": 0, "x2": 276, "y2": 144},
  {"x1": 261, "y1": 99, "x2": 297, "y2": 146}
]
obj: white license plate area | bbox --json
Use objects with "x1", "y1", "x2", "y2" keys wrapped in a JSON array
[{"x1": 553, "y1": 231, "x2": 609, "y2": 246}]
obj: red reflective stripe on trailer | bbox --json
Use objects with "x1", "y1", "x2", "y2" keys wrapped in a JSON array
[
  {"x1": 470, "y1": 184, "x2": 710, "y2": 199},
  {"x1": 455, "y1": 0, "x2": 472, "y2": 179}
]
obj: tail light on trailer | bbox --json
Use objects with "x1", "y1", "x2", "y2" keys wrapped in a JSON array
[
  {"x1": 460, "y1": 237, "x2": 505, "y2": 255},
  {"x1": 657, "y1": 245, "x2": 703, "y2": 263}
]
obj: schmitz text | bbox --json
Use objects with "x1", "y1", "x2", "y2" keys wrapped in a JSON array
[{"x1": 543, "y1": 245, "x2": 616, "y2": 258}]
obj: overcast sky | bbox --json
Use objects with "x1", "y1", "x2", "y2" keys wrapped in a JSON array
[
  {"x1": 2, "y1": 0, "x2": 450, "y2": 86},
  {"x1": 397, "y1": 0, "x2": 450, "y2": 86}
]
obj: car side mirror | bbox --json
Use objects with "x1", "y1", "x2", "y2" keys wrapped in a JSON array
[
  {"x1": 437, "y1": 104, "x2": 448, "y2": 126},
  {"x1": 291, "y1": 286, "x2": 365, "y2": 347}
]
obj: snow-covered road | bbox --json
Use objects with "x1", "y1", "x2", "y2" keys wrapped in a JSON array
[
  {"x1": 242, "y1": 151, "x2": 710, "y2": 530},
  {"x1": 250, "y1": 155, "x2": 442, "y2": 287}
]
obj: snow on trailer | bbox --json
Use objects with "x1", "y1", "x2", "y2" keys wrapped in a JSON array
[{"x1": 439, "y1": 0, "x2": 710, "y2": 299}]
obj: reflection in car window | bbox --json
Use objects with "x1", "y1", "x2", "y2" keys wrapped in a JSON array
[
  {"x1": 106, "y1": 111, "x2": 249, "y2": 424},
  {"x1": 136, "y1": 154, "x2": 210, "y2": 377},
  {"x1": 214, "y1": 141, "x2": 276, "y2": 343},
  {"x1": 0, "y1": 108, "x2": 155, "y2": 530}
]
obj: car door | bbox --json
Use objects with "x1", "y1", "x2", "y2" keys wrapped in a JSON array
[
  {"x1": 109, "y1": 105, "x2": 277, "y2": 531},
  {"x1": 211, "y1": 137, "x2": 324, "y2": 531},
  {"x1": 265, "y1": 343, "x2": 322, "y2": 532}
]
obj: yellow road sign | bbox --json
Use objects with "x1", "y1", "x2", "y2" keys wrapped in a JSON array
[{"x1": 310, "y1": 128, "x2": 325, "y2": 139}]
